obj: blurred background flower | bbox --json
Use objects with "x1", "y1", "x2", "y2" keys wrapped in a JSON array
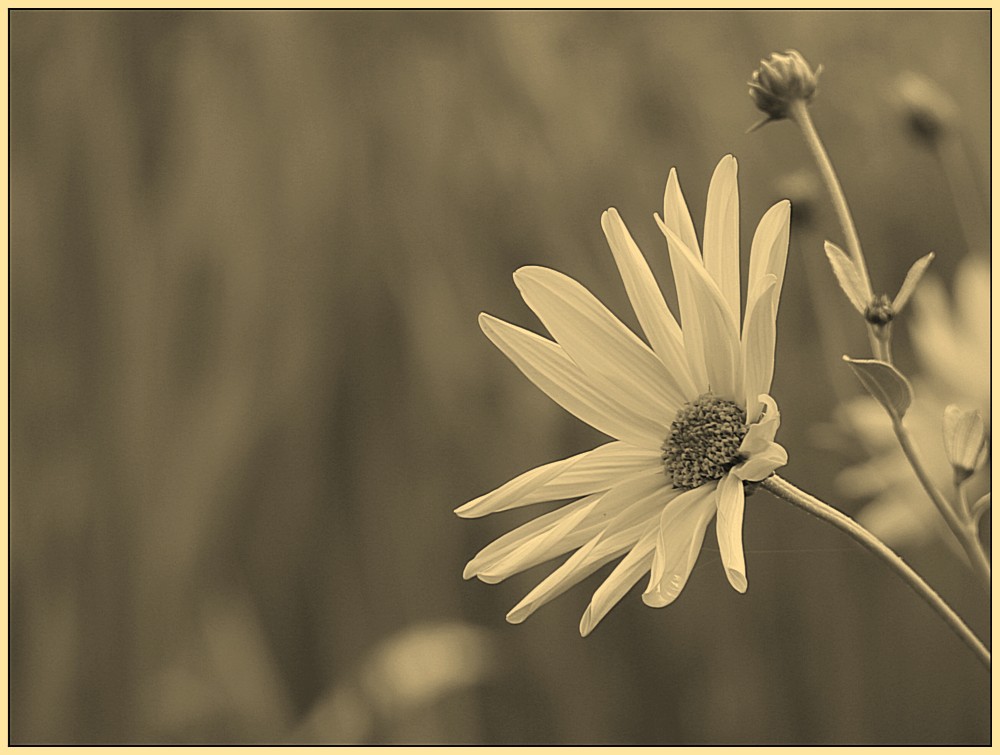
[
  {"x1": 832, "y1": 254, "x2": 990, "y2": 552},
  {"x1": 10, "y1": 9, "x2": 989, "y2": 744}
]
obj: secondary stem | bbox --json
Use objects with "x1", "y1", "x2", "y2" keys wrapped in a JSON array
[
  {"x1": 788, "y1": 99, "x2": 872, "y2": 297},
  {"x1": 761, "y1": 474, "x2": 990, "y2": 669},
  {"x1": 787, "y1": 99, "x2": 989, "y2": 592},
  {"x1": 892, "y1": 420, "x2": 991, "y2": 588},
  {"x1": 788, "y1": 99, "x2": 881, "y2": 357}
]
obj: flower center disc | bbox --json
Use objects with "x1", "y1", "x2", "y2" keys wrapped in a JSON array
[{"x1": 662, "y1": 394, "x2": 748, "y2": 489}]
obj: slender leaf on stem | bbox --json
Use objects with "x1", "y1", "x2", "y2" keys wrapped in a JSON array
[
  {"x1": 892, "y1": 251, "x2": 935, "y2": 313},
  {"x1": 824, "y1": 241, "x2": 869, "y2": 315}
]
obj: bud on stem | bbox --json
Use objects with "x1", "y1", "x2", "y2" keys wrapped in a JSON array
[{"x1": 748, "y1": 49, "x2": 823, "y2": 128}]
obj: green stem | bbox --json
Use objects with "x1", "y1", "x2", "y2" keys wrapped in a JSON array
[
  {"x1": 893, "y1": 420, "x2": 991, "y2": 588},
  {"x1": 788, "y1": 99, "x2": 882, "y2": 357},
  {"x1": 788, "y1": 99, "x2": 873, "y2": 298},
  {"x1": 761, "y1": 474, "x2": 990, "y2": 669}
]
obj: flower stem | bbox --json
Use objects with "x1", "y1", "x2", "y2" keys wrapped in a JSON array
[
  {"x1": 787, "y1": 100, "x2": 883, "y2": 358},
  {"x1": 788, "y1": 99, "x2": 872, "y2": 298},
  {"x1": 892, "y1": 419, "x2": 991, "y2": 588},
  {"x1": 761, "y1": 474, "x2": 990, "y2": 669}
]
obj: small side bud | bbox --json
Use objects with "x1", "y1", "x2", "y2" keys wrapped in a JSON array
[
  {"x1": 864, "y1": 294, "x2": 894, "y2": 327},
  {"x1": 942, "y1": 405, "x2": 986, "y2": 485},
  {"x1": 895, "y1": 72, "x2": 957, "y2": 145},
  {"x1": 748, "y1": 50, "x2": 823, "y2": 124}
]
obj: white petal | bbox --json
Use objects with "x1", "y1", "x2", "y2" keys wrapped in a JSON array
[
  {"x1": 739, "y1": 394, "x2": 780, "y2": 455},
  {"x1": 473, "y1": 468, "x2": 668, "y2": 583},
  {"x1": 642, "y1": 484, "x2": 717, "y2": 607},
  {"x1": 463, "y1": 493, "x2": 602, "y2": 580},
  {"x1": 477, "y1": 496, "x2": 602, "y2": 584},
  {"x1": 513, "y1": 267, "x2": 682, "y2": 422},
  {"x1": 479, "y1": 313, "x2": 665, "y2": 449},
  {"x1": 656, "y1": 217, "x2": 742, "y2": 401},
  {"x1": 601, "y1": 209, "x2": 698, "y2": 400},
  {"x1": 505, "y1": 535, "x2": 607, "y2": 624},
  {"x1": 580, "y1": 524, "x2": 658, "y2": 637},
  {"x1": 702, "y1": 155, "x2": 741, "y2": 327},
  {"x1": 662, "y1": 168, "x2": 703, "y2": 258},
  {"x1": 456, "y1": 449, "x2": 587, "y2": 519},
  {"x1": 504, "y1": 476, "x2": 677, "y2": 624},
  {"x1": 715, "y1": 473, "x2": 748, "y2": 593},
  {"x1": 533, "y1": 444, "x2": 663, "y2": 503},
  {"x1": 506, "y1": 505, "x2": 667, "y2": 625},
  {"x1": 741, "y1": 276, "x2": 778, "y2": 422},
  {"x1": 455, "y1": 441, "x2": 660, "y2": 518},
  {"x1": 748, "y1": 200, "x2": 790, "y2": 313},
  {"x1": 734, "y1": 442, "x2": 787, "y2": 481}
]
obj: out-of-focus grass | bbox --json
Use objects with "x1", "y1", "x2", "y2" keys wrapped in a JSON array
[{"x1": 10, "y1": 10, "x2": 989, "y2": 744}]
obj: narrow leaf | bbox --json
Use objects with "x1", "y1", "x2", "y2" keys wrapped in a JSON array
[
  {"x1": 843, "y1": 356, "x2": 913, "y2": 421},
  {"x1": 824, "y1": 241, "x2": 869, "y2": 315},
  {"x1": 892, "y1": 251, "x2": 935, "y2": 313}
]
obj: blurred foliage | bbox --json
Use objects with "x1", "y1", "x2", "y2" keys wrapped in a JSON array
[{"x1": 10, "y1": 10, "x2": 989, "y2": 744}]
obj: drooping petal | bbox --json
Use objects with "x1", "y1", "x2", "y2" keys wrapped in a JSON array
[
  {"x1": 601, "y1": 209, "x2": 698, "y2": 400},
  {"x1": 477, "y1": 496, "x2": 602, "y2": 584},
  {"x1": 733, "y1": 441, "x2": 787, "y2": 481},
  {"x1": 463, "y1": 493, "x2": 602, "y2": 580},
  {"x1": 702, "y1": 155, "x2": 741, "y2": 327},
  {"x1": 741, "y1": 276, "x2": 778, "y2": 422},
  {"x1": 455, "y1": 441, "x2": 661, "y2": 518},
  {"x1": 656, "y1": 218, "x2": 742, "y2": 401},
  {"x1": 739, "y1": 394, "x2": 780, "y2": 455},
  {"x1": 505, "y1": 479, "x2": 679, "y2": 623},
  {"x1": 472, "y1": 468, "x2": 669, "y2": 583},
  {"x1": 505, "y1": 513, "x2": 656, "y2": 625},
  {"x1": 748, "y1": 200, "x2": 791, "y2": 313},
  {"x1": 715, "y1": 472, "x2": 748, "y2": 593},
  {"x1": 643, "y1": 484, "x2": 718, "y2": 607},
  {"x1": 580, "y1": 524, "x2": 658, "y2": 636},
  {"x1": 479, "y1": 313, "x2": 666, "y2": 449},
  {"x1": 505, "y1": 535, "x2": 607, "y2": 624},
  {"x1": 513, "y1": 266, "x2": 681, "y2": 421}
]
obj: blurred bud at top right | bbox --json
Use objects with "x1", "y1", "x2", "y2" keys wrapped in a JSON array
[{"x1": 895, "y1": 71, "x2": 958, "y2": 145}]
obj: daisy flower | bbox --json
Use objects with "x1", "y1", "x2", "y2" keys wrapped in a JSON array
[{"x1": 457, "y1": 155, "x2": 790, "y2": 636}]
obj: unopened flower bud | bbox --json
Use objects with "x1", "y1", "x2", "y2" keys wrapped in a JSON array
[
  {"x1": 864, "y1": 294, "x2": 894, "y2": 327},
  {"x1": 748, "y1": 50, "x2": 823, "y2": 123},
  {"x1": 942, "y1": 405, "x2": 986, "y2": 485},
  {"x1": 895, "y1": 71, "x2": 957, "y2": 145}
]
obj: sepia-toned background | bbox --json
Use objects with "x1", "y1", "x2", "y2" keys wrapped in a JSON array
[{"x1": 10, "y1": 9, "x2": 990, "y2": 744}]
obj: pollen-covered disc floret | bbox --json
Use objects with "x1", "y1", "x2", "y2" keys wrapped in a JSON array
[{"x1": 662, "y1": 394, "x2": 748, "y2": 488}]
